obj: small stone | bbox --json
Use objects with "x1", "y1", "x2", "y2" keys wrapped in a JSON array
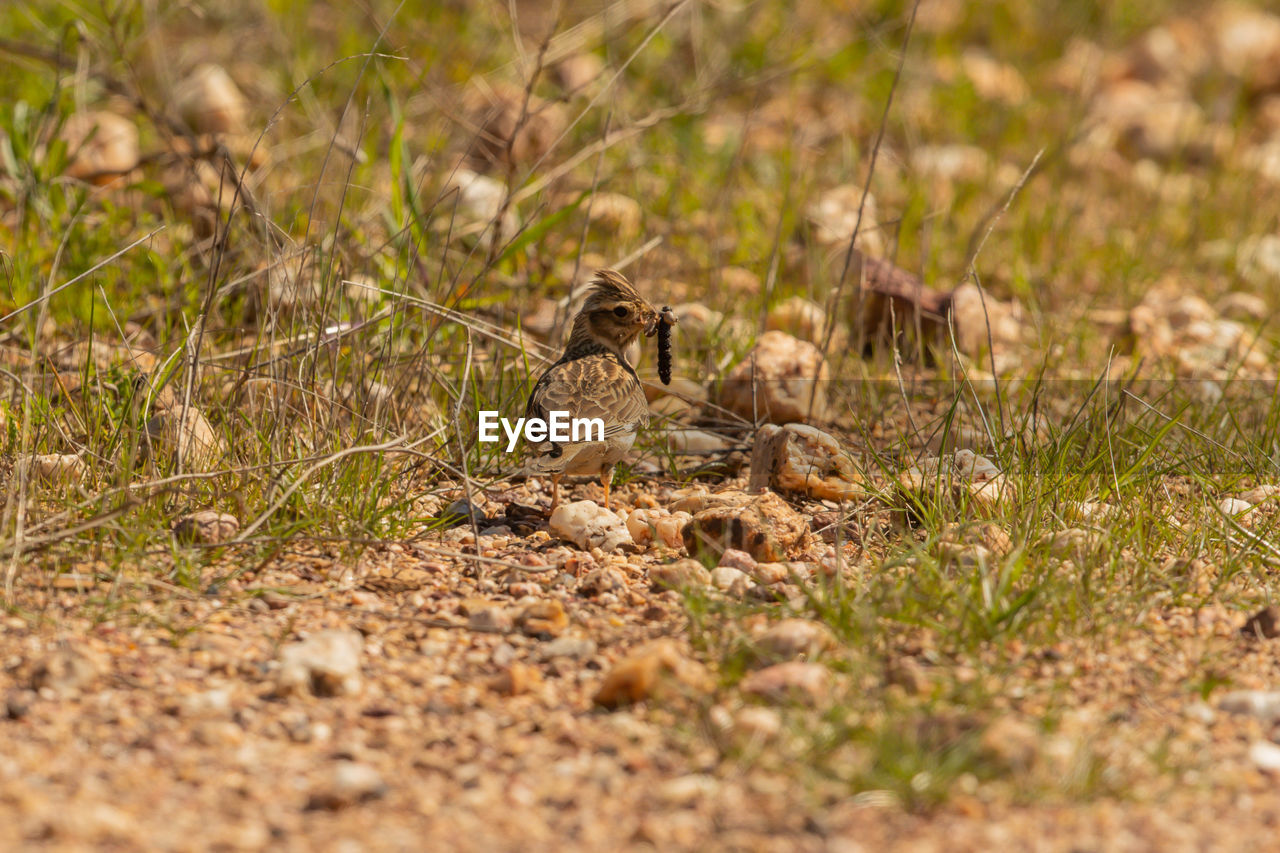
[
  {"x1": 806, "y1": 185, "x2": 885, "y2": 257},
  {"x1": 765, "y1": 297, "x2": 828, "y2": 345},
  {"x1": 60, "y1": 111, "x2": 139, "y2": 182},
  {"x1": 910, "y1": 143, "x2": 990, "y2": 183},
  {"x1": 750, "y1": 561, "x2": 803, "y2": 585},
  {"x1": 1036, "y1": 528, "x2": 1094, "y2": 559},
  {"x1": 898, "y1": 452, "x2": 1015, "y2": 514},
  {"x1": 172, "y1": 510, "x2": 240, "y2": 544},
  {"x1": 1249, "y1": 741, "x2": 1280, "y2": 773},
  {"x1": 949, "y1": 283, "x2": 1025, "y2": 359},
  {"x1": 720, "y1": 331, "x2": 830, "y2": 424},
  {"x1": 668, "y1": 488, "x2": 753, "y2": 515},
  {"x1": 444, "y1": 168, "x2": 520, "y2": 245},
  {"x1": 1216, "y1": 292, "x2": 1269, "y2": 322},
  {"x1": 468, "y1": 606, "x2": 514, "y2": 633},
  {"x1": 1240, "y1": 484, "x2": 1280, "y2": 505},
  {"x1": 1218, "y1": 497, "x2": 1255, "y2": 519},
  {"x1": 1242, "y1": 606, "x2": 1280, "y2": 640},
  {"x1": 465, "y1": 82, "x2": 568, "y2": 170},
  {"x1": 718, "y1": 549, "x2": 758, "y2": 573},
  {"x1": 517, "y1": 599, "x2": 569, "y2": 638},
  {"x1": 489, "y1": 663, "x2": 540, "y2": 697},
  {"x1": 5, "y1": 689, "x2": 36, "y2": 720},
  {"x1": 1068, "y1": 500, "x2": 1118, "y2": 522},
  {"x1": 553, "y1": 53, "x2": 604, "y2": 93},
  {"x1": 748, "y1": 423, "x2": 865, "y2": 501},
  {"x1": 666, "y1": 429, "x2": 734, "y2": 454},
  {"x1": 145, "y1": 402, "x2": 224, "y2": 470},
  {"x1": 656, "y1": 774, "x2": 720, "y2": 806},
  {"x1": 885, "y1": 657, "x2": 931, "y2": 695},
  {"x1": 938, "y1": 542, "x2": 992, "y2": 570},
  {"x1": 549, "y1": 501, "x2": 632, "y2": 552},
  {"x1": 593, "y1": 640, "x2": 712, "y2": 709},
  {"x1": 179, "y1": 688, "x2": 233, "y2": 718},
  {"x1": 577, "y1": 567, "x2": 627, "y2": 597},
  {"x1": 30, "y1": 647, "x2": 99, "y2": 697},
  {"x1": 174, "y1": 64, "x2": 248, "y2": 134},
  {"x1": 683, "y1": 491, "x2": 812, "y2": 562},
  {"x1": 755, "y1": 619, "x2": 835, "y2": 661},
  {"x1": 13, "y1": 453, "x2": 87, "y2": 486},
  {"x1": 960, "y1": 48, "x2": 1029, "y2": 104},
  {"x1": 536, "y1": 636, "x2": 598, "y2": 661},
  {"x1": 740, "y1": 661, "x2": 830, "y2": 705},
  {"x1": 277, "y1": 630, "x2": 363, "y2": 698},
  {"x1": 306, "y1": 762, "x2": 388, "y2": 810},
  {"x1": 627, "y1": 507, "x2": 691, "y2": 548},
  {"x1": 649, "y1": 559, "x2": 711, "y2": 591},
  {"x1": 1218, "y1": 690, "x2": 1280, "y2": 721},
  {"x1": 979, "y1": 717, "x2": 1039, "y2": 772},
  {"x1": 734, "y1": 706, "x2": 782, "y2": 740},
  {"x1": 710, "y1": 566, "x2": 750, "y2": 593},
  {"x1": 586, "y1": 192, "x2": 643, "y2": 240}
]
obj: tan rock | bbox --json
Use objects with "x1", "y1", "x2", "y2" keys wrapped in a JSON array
[
  {"x1": 1036, "y1": 528, "x2": 1094, "y2": 560},
  {"x1": 806, "y1": 185, "x2": 885, "y2": 257},
  {"x1": 444, "y1": 167, "x2": 519, "y2": 246},
  {"x1": 14, "y1": 453, "x2": 87, "y2": 486},
  {"x1": 765, "y1": 296, "x2": 827, "y2": 345},
  {"x1": 910, "y1": 144, "x2": 990, "y2": 184},
  {"x1": 720, "y1": 331, "x2": 830, "y2": 424},
  {"x1": 748, "y1": 423, "x2": 864, "y2": 501},
  {"x1": 626, "y1": 507, "x2": 691, "y2": 549},
  {"x1": 593, "y1": 640, "x2": 712, "y2": 708},
  {"x1": 553, "y1": 53, "x2": 604, "y2": 94},
  {"x1": 174, "y1": 64, "x2": 248, "y2": 134},
  {"x1": 465, "y1": 82, "x2": 568, "y2": 170},
  {"x1": 649, "y1": 559, "x2": 711, "y2": 591},
  {"x1": 665, "y1": 429, "x2": 733, "y2": 454},
  {"x1": 899, "y1": 452, "x2": 1016, "y2": 514},
  {"x1": 960, "y1": 48, "x2": 1030, "y2": 104},
  {"x1": 550, "y1": 500, "x2": 631, "y2": 552},
  {"x1": 61, "y1": 111, "x2": 139, "y2": 182},
  {"x1": 1208, "y1": 3, "x2": 1280, "y2": 93},
  {"x1": 740, "y1": 661, "x2": 830, "y2": 705},
  {"x1": 277, "y1": 630, "x2": 363, "y2": 697},
  {"x1": 683, "y1": 490, "x2": 811, "y2": 562},
  {"x1": 586, "y1": 192, "x2": 642, "y2": 240},
  {"x1": 172, "y1": 510, "x2": 240, "y2": 545},
  {"x1": 489, "y1": 663, "x2": 541, "y2": 696},
  {"x1": 145, "y1": 399, "x2": 224, "y2": 470},
  {"x1": 668, "y1": 487, "x2": 752, "y2": 515},
  {"x1": 30, "y1": 647, "x2": 99, "y2": 697},
  {"x1": 755, "y1": 619, "x2": 835, "y2": 661},
  {"x1": 979, "y1": 717, "x2": 1040, "y2": 772},
  {"x1": 517, "y1": 599, "x2": 568, "y2": 638},
  {"x1": 949, "y1": 283, "x2": 1024, "y2": 359}
]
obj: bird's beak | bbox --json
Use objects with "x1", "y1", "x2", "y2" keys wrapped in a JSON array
[
  {"x1": 643, "y1": 305, "x2": 677, "y2": 337},
  {"x1": 642, "y1": 309, "x2": 660, "y2": 336}
]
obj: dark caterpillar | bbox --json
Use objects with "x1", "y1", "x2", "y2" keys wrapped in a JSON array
[{"x1": 657, "y1": 305, "x2": 675, "y2": 385}]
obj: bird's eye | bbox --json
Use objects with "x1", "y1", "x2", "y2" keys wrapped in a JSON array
[{"x1": 613, "y1": 305, "x2": 630, "y2": 318}]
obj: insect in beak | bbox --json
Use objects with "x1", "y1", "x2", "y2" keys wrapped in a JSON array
[{"x1": 644, "y1": 305, "x2": 678, "y2": 337}]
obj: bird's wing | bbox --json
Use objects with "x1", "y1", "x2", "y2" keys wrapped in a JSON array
[{"x1": 526, "y1": 355, "x2": 647, "y2": 439}]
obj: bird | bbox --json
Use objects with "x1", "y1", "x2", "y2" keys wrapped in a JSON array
[{"x1": 523, "y1": 269, "x2": 668, "y2": 512}]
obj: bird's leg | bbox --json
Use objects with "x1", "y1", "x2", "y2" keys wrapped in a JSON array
[
  {"x1": 550, "y1": 474, "x2": 562, "y2": 513},
  {"x1": 600, "y1": 466, "x2": 612, "y2": 511}
]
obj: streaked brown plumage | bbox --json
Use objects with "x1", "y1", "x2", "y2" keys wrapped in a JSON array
[{"x1": 523, "y1": 269, "x2": 668, "y2": 511}]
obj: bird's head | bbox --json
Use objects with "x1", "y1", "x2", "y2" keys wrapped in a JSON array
[{"x1": 575, "y1": 269, "x2": 661, "y2": 352}]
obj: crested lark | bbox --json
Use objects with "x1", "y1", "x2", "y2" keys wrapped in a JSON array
[{"x1": 523, "y1": 269, "x2": 671, "y2": 511}]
